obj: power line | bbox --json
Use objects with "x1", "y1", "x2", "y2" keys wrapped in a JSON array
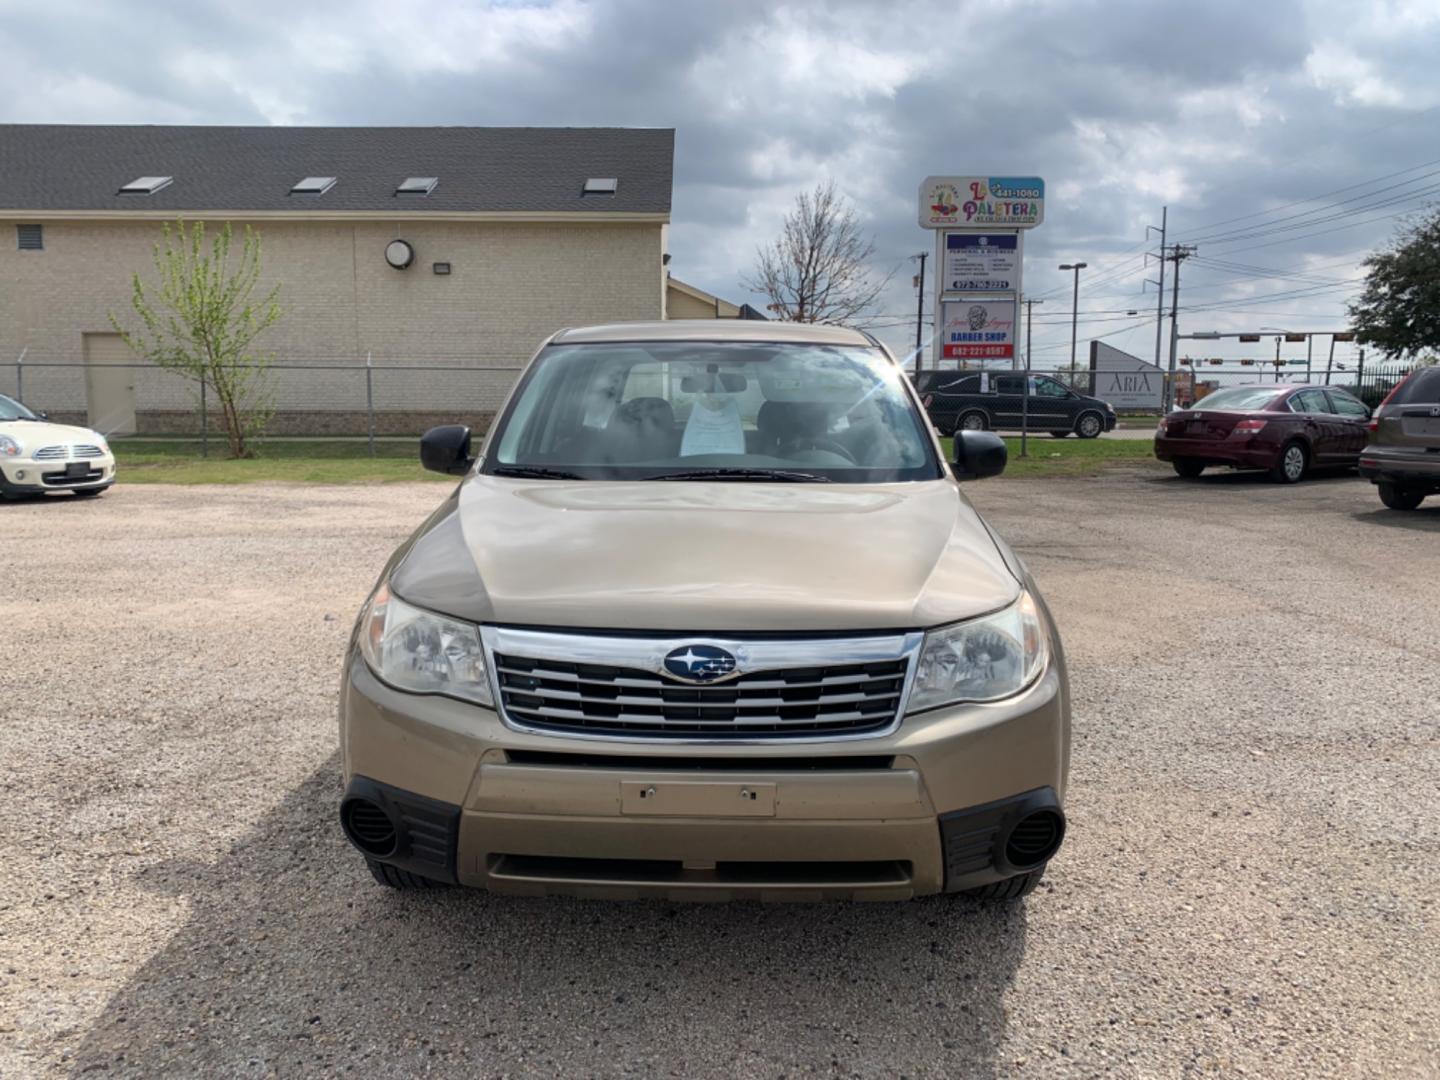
[{"x1": 1181, "y1": 167, "x2": 1440, "y2": 245}]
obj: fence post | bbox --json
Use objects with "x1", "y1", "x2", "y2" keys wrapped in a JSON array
[
  {"x1": 15, "y1": 348, "x2": 24, "y2": 402},
  {"x1": 200, "y1": 375, "x2": 208, "y2": 458},
  {"x1": 366, "y1": 352, "x2": 375, "y2": 457}
]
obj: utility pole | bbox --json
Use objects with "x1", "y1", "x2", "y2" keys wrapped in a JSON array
[
  {"x1": 1021, "y1": 297, "x2": 1043, "y2": 459},
  {"x1": 1058, "y1": 262, "x2": 1087, "y2": 387},
  {"x1": 1023, "y1": 297, "x2": 1043, "y2": 370},
  {"x1": 1164, "y1": 244, "x2": 1197, "y2": 410},
  {"x1": 913, "y1": 251, "x2": 927, "y2": 372},
  {"x1": 1148, "y1": 208, "x2": 1167, "y2": 373},
  {"x1": 1325, "y1": 335, "x2": 1336, "y2": 385}
]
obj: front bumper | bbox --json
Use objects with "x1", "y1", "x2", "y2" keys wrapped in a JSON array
[
  {"x1": 1359, "y1": 446, "x2": 1440, "y2": 490},
  {"x1": 0, "y1": 454, "x2": 116, "y2": 495},
  {"x1": 338, "y1": 648, "x2": 1071, "y2": 900}
]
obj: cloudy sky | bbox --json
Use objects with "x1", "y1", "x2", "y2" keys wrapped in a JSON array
[{"x1": 4, "y1": 0, "x2": 1437, "y2": 370}]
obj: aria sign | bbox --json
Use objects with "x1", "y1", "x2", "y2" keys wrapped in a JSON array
[{"x1": 919, "y1": 176, "x2": 1045, "y2": 229}]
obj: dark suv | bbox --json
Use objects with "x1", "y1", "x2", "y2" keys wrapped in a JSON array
[
  {"x1": 1359, "y1": 366, "x2": 1440, "y2": 510},
  {"x1": 914, "y1": 371, "x2": 1118, "y2": 438}
]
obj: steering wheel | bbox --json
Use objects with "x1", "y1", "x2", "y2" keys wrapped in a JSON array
[{"x1": 784, "y1": 436, "x2": 857, "y2": 464}]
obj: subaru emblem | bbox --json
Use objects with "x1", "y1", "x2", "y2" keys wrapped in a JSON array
[{"x1": 662, "y1": 644, "x2": 739, "y2": 684}]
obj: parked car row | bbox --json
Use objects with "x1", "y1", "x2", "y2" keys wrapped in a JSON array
[
  {"x1": 1152, "y1": 373, "x2": 1439, "y2": 510},
  {"x1": 0, "y1": 393, "x2": 116, "y2": 500}
]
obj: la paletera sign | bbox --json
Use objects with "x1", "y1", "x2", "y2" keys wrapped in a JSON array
[{"x1": 920, "y1": 176, "x2": 1045, "y2": 229}]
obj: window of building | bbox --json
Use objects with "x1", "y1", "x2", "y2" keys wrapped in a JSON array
[
  {"x1": 118, "y1": 176, "x2": 174, "y2": 195},
  {"x1": 290, "y1": 176, "x2": 337, "y2": 195},
  {"x1": 396, "y1": 177, "x2": 438, "y2": 196}
]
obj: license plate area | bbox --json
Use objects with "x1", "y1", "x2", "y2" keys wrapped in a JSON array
[
  {"x1": 621, "y1": 780, "x2": 776, "y2": 817},
  {"x1": 64, "y1": 462, "x2": 90, "y2": 477}
]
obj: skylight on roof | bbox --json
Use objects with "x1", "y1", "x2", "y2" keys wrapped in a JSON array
[
  {"x1": 582, "y1": 177, "x2": 618, "y2": 195},
  {"x1": 118, "y1": 176, "x2": 173, "y2": 196},
  {"x1": 396, "y1": 177, "x2": 438, "y2": 196},
  {"x1": 291, "y1": 176, "x2": 337, "y2": 195}
]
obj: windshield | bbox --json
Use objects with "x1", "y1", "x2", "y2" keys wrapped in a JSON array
[
  {"x1": 0, "y1": 394, "x2": 37, "y2": 421},
  {"x1": 1191, "y1": 386, "x2": 1287, "y2": 412},
  {"x1": 485, "y1": 341, "x2": 941, "y2": 482}
]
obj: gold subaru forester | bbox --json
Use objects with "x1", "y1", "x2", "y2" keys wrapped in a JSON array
[{"x1": 339, "y1": 321, "x2": 1069, "y2": 901}]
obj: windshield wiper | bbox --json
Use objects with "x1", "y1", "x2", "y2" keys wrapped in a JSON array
[
  {"x1": 489, "y1": 465, "x2": 586, "y2": 480},
  {"x1": 646, "y1": 468, "x2": 832, "y2": 483}
]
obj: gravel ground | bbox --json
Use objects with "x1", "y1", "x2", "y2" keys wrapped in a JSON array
[{"x1": 1, "y1": 471, "x2": 1436, "y2": 1078}]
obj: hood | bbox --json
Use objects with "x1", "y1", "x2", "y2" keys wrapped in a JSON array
[
  {"x1": 389, "y1": 476, "x2": 1021, "y2": 633},
  {"x1": 0, "y1": 419, "x2": 106, "y2": 447}
]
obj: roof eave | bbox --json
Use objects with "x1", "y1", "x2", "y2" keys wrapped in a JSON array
[{"x1": 0, "y1": 208, "x2": 671, "y2": 224}]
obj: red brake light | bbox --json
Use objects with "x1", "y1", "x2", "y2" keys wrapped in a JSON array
[{"x1": 1234, "y1": 419, "x2": 1267, "y2": 434}]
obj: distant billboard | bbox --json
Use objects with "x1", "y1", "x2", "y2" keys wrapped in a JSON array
[
  {"x1": 1089, "y1": 341, "x2": 1163, "y2": 410},
  {"x1": 920, "y1": 176, "x2": 1045, "y2": 229},
  {"x1": 942, "y1": 299, "x2": 1017, "y2": 360},
  {"x1": 942, "y1": 233, "x2": 1019, "y2": 291}
]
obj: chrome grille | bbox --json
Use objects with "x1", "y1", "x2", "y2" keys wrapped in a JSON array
[
  {"x1": 484, "y1": 627, "x2": 920, "y2": 741},
  {"x1": 31, "y1": 444, "x2": 104, "y2": 460}
]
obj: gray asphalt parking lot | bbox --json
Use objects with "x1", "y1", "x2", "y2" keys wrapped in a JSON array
[{"x1": 1, "y1": 470, "x2": 1436, "y2": 1077}]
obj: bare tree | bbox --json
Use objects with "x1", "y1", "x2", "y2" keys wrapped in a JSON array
[{"x1": 745, "y1": 181, "x2": 891, "y2": 324}]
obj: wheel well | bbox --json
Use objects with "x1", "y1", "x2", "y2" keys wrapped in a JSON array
[{"x1": 957, "y1": 409, "x2": 989, "y2": 429}]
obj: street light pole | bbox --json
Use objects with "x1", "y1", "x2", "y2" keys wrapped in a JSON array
[{"x1": 1058, "y1": 262, "x2": 1087, "y2": 387}]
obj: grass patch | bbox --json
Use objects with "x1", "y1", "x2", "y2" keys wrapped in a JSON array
[
  {"x1": 113, "y1": 438, "x2": 447, "y2": 485},
  {"x1": 941, "y1": 435, "x2": 1157, "y2": 478},
  {"x1": 112, "y1": 434, "x2": 1158, "y2": 485}
]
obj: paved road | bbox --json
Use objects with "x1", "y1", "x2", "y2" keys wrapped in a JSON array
[{"x1": 1, "y1": 472, "x2": 1436, "y2": 1077}]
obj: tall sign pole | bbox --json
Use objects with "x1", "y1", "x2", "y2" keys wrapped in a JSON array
[
  {"x1": 913, "y1": 251, "x2": 927, "y2": 372},
  {"x1": 919, "y1": 174, "x2": 1044, "y2": 400}
]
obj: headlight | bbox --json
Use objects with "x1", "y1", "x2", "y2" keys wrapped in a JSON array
[
  {"x1": 907, "y1": 592, "x2": 1046, "y2": 713},
  {"x1": 0, "y1": 434, "x2": 23, "y2": 457},
  {"x1": 358, "y1": 583, "x2": 493, "y2": 707}
]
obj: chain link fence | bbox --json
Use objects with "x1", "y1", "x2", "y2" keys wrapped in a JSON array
[
  {"x1": 0, "y1": 357, "x2": 528, "y2": 448},
  {"x1": 1, "y1": 354, "x2": 1420, "y2": 450}
]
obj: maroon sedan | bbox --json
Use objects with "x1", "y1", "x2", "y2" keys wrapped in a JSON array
[{"x1": 1155, "y1": 384, "x2": 1371, "y2": 483}]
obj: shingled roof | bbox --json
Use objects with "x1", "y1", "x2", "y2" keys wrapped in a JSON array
[{"x1": 0, "y1": 125, "x2": 674, "y2": 215}]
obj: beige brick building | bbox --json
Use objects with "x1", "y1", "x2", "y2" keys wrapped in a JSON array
[{"x1": 0, "y1": 125, "x2": 674, "y2": 434}]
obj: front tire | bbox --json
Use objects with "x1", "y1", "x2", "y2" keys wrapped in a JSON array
[
  {"x1": 366, "y1": 859, "x2": 446, "y2": 890},
  {"x1": 1378, "y1": 483, "x2": 1426, "y2": 511},
  {"x1": 956, "y1": 411, "x2": 989, "y2": 433},
  {"x1": 1075, "y1": 412, "x2": 1104, "y2": 439},
  {"x1": 1172, "y1": 458, "x2": 1205, "y2": 479},
  {"x1": 964, "y1": 868, "x2": 1045, "y2": 900},
  {"x1": 1270, "y1": 440, "x2": 1308, "y2": 484}
]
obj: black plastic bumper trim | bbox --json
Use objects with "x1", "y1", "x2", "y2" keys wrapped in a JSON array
[
  {"x1": 340, "y1": 775, "x2": 461, "y2": 885},
  {"x1": 938, "y1": 786, "x2": 1065, "y2": 893}
]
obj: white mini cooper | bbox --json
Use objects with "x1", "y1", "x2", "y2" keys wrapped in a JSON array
[{"x1": 0, "y1": 393, "x2": 116, "y2": 499}]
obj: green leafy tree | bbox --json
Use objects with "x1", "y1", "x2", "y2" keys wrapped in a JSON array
[
  {"x1": 111, "y1": 221, "x2": 282, "y2": 458},
  {"x1": 1348, "y1": 209, "x2": 1440, "y2": 361}
]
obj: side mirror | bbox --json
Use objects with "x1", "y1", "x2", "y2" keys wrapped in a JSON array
[
  {"x1": 37, "y1": 411, "x2": 48, "y2": 420},
  {"x1": 953, "y1": 430, "x2": 1007, "y2": 481},
  {"x1": 420, "y1": 425, "x2": 475, "y2": 475}
]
